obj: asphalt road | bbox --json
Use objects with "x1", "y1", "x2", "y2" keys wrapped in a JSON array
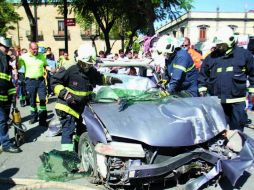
[{"x1": 0, "y1": 96, "x2": 254, "y2": 190}]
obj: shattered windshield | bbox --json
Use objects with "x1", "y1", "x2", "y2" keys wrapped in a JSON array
[{"x1": 93, "y1": 73, "x2": 189, "y2": 104}]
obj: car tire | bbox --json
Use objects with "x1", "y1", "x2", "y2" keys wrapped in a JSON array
[{"x1": 78, "y1": 132, "x2": 98, "y2": 177}]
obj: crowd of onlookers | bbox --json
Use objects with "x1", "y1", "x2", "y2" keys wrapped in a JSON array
[
  {"x1": 4, "y1": 37, "x2": 213, "y2": 110},
  {"x1": 7, "y1": 35, "x2": 254, "y2": 111}
]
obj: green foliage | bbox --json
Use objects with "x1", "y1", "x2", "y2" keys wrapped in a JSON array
[
  {"x1": 156, "y1": 0, "x2": 193, "y2": 21},
  {"x1": 132, "y1": 40, "x2": 140, "y2": 52},
  {"x1": 0, "y1": 0, "x2": 21, "y2": 36},
  {"x1": 75, "y1": 12, "x2": 93, "y2": 30},
  {"x1": 70, "y1": 0, "x2": 193, "y2": 53}
]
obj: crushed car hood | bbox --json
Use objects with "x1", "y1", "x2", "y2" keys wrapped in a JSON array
[{"x1": 89, "y1": 96, "x2": 227, "y2": 147}]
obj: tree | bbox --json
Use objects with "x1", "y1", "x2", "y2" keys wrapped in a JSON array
[
  {"x1": 72, "y1": 0, "x2": 193, "y2": 54},
  {"x1": 21, "y1": 0, "x2": 37, "y2": 41},
  {"x1": 21, "y1": 0, "x2": 62, "y2": 42},
  {"x1": 141, "y1": 0, "x2": 193, "y2": 36},
  {"x1": 71, "y1": 0, "x2": 124, "y2": 54},
  {"x1": 0, "y1": 0, "x2": 21, "y2": 36}
]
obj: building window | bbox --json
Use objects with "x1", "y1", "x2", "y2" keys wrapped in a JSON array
[
  {"x1": 173, "y1": 30, "x2": 177, "y2": 37},
  {"x1": 180, "y1": 27, "x2": 185, "y2": 37},
  {"x1": 199, "y1": 27, "x2": 207, "y2": 42},
  {"x1": 58, "y1": 20, "x2": 65, "y2": 35}
]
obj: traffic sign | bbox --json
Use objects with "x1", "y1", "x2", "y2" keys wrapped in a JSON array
[{"x1": 65, "y1": 18, "x2": 76, "y2": 26}]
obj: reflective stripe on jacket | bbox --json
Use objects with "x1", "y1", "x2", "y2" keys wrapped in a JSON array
[{"x1": 0, "y1": 51, "x2": 16, "y2": 103}]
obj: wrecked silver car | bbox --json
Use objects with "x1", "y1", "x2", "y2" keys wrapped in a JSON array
[{"x1": 78, "y1": 62, "x2": 254, "y2": 189}]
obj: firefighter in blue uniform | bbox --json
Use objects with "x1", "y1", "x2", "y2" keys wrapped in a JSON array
[
  {"x1": 0, "y1": 36, "x2": 21, "y2": 153},
  {"x1": 156, "y1": 35, "x2": 198, "y2": 97},
  {"x1": 51, "y1": 44, "x2": 122, "y2": 151},
  {"x1": 198, "y1": 27, "x2": 254, "y2": 131}
]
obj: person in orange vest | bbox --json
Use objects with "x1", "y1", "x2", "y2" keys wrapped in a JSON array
[{"x1": 182, "y1": 37, "x2": 203, "y2": 71}]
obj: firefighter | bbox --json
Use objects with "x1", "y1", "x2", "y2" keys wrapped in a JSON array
[
  {"x1": 51, "y1": 44, "x2": 122, "y2": 151},
  {"x1": 0, "y1": 36, "x2": 21, "y2": 153},
  {"x1": 155, "y1": 35, "x2": 198, "y2": 97},
  {"x1": 198, "y1": 26, "x2": 254, "y2": 131},
  {"x1": 18, "y1": 42, "x2": 49, "y2": 127}
]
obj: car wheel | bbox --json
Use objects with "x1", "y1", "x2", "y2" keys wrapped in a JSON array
[{"x1": 78, "y1": 132, "x2": 98, "y2": 176}]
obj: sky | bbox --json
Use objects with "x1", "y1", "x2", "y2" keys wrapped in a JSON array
[
  {"x1": 155, "y1": 0, "x2": 254, "y2": 28},
  {"x1": 192, "y1": 0, "x2": 254, "y2": 12}
]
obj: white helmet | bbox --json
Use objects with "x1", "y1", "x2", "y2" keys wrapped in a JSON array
[
  {"x1": 155, "y1": 35, "x2": 180, "y2": 55},
  {"x1": 77, "y1": 44, "x2": 96, "y2": 64},
  {"x1": 213, "y1": 26, "x2": 236, "y2": 48},
  {"x1": 0, "y1": 36, "x2": 11, "y2": 48}
]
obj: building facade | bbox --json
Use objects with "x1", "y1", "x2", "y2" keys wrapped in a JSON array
[
  {"x1": 8, "y1": 4, "x2": 121, "y2": 59},
  {"x1": 156, "y1": 10, "x2": 254, "y2": 47}
]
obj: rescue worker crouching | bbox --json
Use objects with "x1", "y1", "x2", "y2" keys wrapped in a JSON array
[
  {"x1": 51, "y1": 44, "x2": 122, "y2": 151},
  {"x1": 198, "y1": 26, "x2": 254, "y2": 131},
  {"x1": 155, "y1": 35, "x2": 198, "y2": 97}
]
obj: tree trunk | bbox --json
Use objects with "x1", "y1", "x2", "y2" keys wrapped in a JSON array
[
  {"x1": 21, "y1": 0, "x2": 37, "y2": 42},
  {"x1": 90, "y1": 35, "x2": 99, "y2": 56},
  {"x1": 147, "y1": 21, "x2": 155, "y2": 36},
  {"x1": 144, "y1": 0, "x2": 156, "y2": 36},
  {"x1": 119, "y1": 34, "x2": 125, "y2": 52},
  {"x1": 125, "y1": 32, "x2": 135, "y2": 54},
  {"x1": 104, "y1": 31, "x2": 111, "y2": 55}
]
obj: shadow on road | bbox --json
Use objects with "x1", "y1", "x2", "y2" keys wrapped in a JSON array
[
  {"x1": 0, "y1": 168, "x2": 19, "y2": 190},
  {"x1": 24, "y1": 124, "x2": 48, "y2": 143},
  {"x1": 21, "y1": 110, "x2": 54, "y2": 123}
]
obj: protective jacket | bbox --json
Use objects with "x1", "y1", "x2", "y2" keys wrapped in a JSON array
[
  {"x1": 51, "y1": 64, "x2": 107, "y2": 118},
  {"x1": 188, "y1": 48, "x2": 203, "y2": 70},
  {"x1": 0, "y1": 51, "x2": 16, "y2": 103},
  {"x1": 166, "y1": 49, "x2": 198, "y2": 97},
  {"x1": 198, "y1": 47, "x2": 254, "y2": 103}
]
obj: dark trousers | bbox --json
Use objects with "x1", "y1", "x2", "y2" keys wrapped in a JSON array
[
  {"x1": 58, "y1": 111, "x2": 85, "y2": 144},
  {"x1": 18, "y1": 73, "x2": 28, "y2": 103},
  {"x1": 0, "y1": 103, "x2": 12, "y2": 148},
  {"x1": 26, "y1": 78, "x2": 47, "y2": 124},
  {"x1": 47, "y1": 71, "x2": 54, "y2": 95},
  {"x1": 221, "y1": 102, "x2": 247, "y2": 131}
]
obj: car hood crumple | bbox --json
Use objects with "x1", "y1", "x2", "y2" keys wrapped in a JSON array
[{"x1": 89, "y1": 96, "x2": 228, "y2": 147}]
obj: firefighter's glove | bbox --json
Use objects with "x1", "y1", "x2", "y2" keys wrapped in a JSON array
[
  {"x1": 199, "y1": 91, "x2": 207, "y2": 97},
  {"x1": 157, "y1": 79, "x2": 168, "y2": 89},
  {"x1": 159, "y1": 90, "x2": 170, "y2": 97},
  {"x1": 108, "y1": 76, "x2": 123, "y2": 85},
  {"x1": 64, "y1": 91, "x2": 76, "y2": 105}
]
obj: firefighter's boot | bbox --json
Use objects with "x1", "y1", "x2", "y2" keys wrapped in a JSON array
[{"x1": 39, "y1": 110, "x2": 47, "y2": 127}]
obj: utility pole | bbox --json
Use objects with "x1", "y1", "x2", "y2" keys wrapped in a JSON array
[
  {"x1": 33, "y1": 0, "x2": 38, "y2": 42},
  {"x1": 64, "y1": 0, "x2": 68, "y2": 53},
  {"x1": 17, "y1": 21, "x2": 20, "y2": 47}
]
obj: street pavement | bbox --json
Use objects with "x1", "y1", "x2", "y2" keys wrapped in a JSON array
[{"x1": 0, "y1": 96, "x2": 254, "y2": 190}]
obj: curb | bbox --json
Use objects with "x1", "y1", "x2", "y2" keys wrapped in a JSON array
[{"x1": 0, "y1": 177, "x2": 104, "y2": 190}]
